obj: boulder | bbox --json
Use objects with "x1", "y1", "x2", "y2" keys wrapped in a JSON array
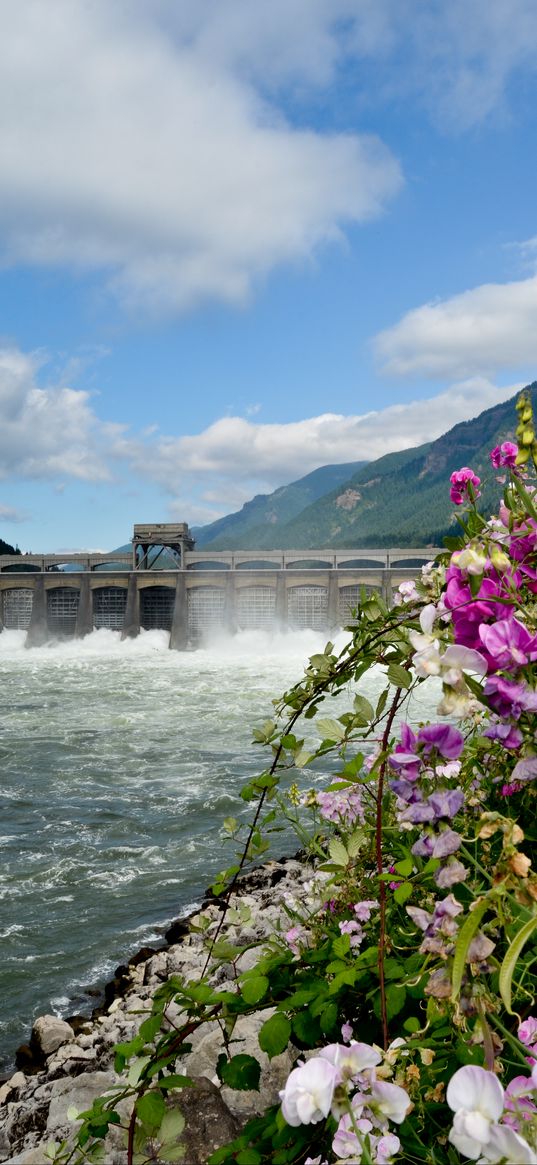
[{"x1": 31, "y1": 1017, "x2": 75, "y2": 1057}]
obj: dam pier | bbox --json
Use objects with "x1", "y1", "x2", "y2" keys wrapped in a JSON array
[{"x1": 0, "y1": 523, "x2": 440, "y2": 648}]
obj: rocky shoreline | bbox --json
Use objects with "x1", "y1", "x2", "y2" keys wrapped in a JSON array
[{"x1": 0, "y1": 855, "x2": 313, "y2": 1164}]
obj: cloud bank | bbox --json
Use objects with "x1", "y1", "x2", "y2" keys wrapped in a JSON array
[
  {"x1": 1, "y1": 2, "x2": 537, "y2": 313},
  {"x1": 0, "y1": 2, "x2": 401, "y2": 315},
  {"x1": 0, "y1": 347, "x2": 519, "y2": 524},
  {"x1": 374, "y1": 275, "x2": 537, "y2": 379}
]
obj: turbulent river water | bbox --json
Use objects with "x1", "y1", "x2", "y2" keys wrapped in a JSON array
[{"x1": 0, "y1": 626, "x2": 439, "y2": 1071}]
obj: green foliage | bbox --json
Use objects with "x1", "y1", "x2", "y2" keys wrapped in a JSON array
[{"x1": 73, "y1": 405, "x2": 537, "y2": 1165}]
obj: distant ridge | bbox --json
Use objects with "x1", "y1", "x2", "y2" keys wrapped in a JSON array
[
  {"x1": 193, "y1": 461, "x2": 367, "y2": 548},
  {"x1": 195, "y1": 384, "x2": 536, "y2": 550}
]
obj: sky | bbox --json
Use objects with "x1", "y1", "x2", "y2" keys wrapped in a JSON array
[{"x1": 1, "y1": 0, "x2": 537, "y2": 552}]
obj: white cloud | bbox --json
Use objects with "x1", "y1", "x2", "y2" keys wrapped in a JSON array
[
  {"x1": 3, "y1": 1, "x2": 535, "y2": 316},
  {"x1": 0, "y1": 503, "x2": 27, "y2": 523},
  {"x1": 135, "y1": 378, "x2": 519, "y2": 522},
  {"x1": 0, "y1": 1, "x2": 401, "y2": 315},
  {"x1": 0, "y1": 347, "x2": 122, "y2": 481},
  {"x1": 374, "y1": 275, "x2": 537, "y2": 379}
]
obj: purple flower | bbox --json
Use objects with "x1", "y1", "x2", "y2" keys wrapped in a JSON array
[
  {"x1": 450, "y1": 466, "x2": 481, "y2": 505},
  {"x1": 511, "y1": 757, "x2": 537, "y2": 784},
  {"x1": 435, "y1": 858, "x2": 468, "y2": 888},
  {"x1": 479, "y1": 617, "x2": 537, "y2": 670},
  {"x1": 399, "y1": 801, "x2": 436, "y2": 824},
  {"x1": 431, "y1": 828, "x2": 462, "y2": 859},
  {"x1": 518, "y1": 1017, "x2": 537, "y2": 1047},
  {"x1": 428, "y1": 789, "x2": 465, "y2": 819},
  {"x1": 417, "y1": 724, "x2": 465, "y2": 761},
  {"x1": 484, "y1": 676, "x2": 537, "y2": 719},
  {"x1": 484, "y1": 722, "x2": 523, "y2": 749},
  {"x1": 411, "y1": 835, "x2": 434, "y2": 858},
  {"x1": 490, "y1": 441, "x2": 518, "y2": 468}
]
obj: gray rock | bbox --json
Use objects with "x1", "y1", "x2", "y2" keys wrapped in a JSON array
[
  {"x1": 46, "y1": 1070, "x2": 118, "y2": 1134},
  {"x1": 32, "y1": 1017, "x2": 74, "y2": 1057},
  {"x1": 176, "y1": 1077, "x2": 241, "y2": 1165}
]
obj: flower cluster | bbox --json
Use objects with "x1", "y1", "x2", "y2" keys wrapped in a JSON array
[
  {"x1": 447, "y1": 1065, "x2": 537, "y2": 1163},
  {"x1": 279, "y1": 1041, "x2": 410, "y2": 1164}
]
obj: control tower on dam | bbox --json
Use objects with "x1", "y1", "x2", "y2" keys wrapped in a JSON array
[{"x1": 0, "y1": 523, "x2": 440, "y2": 648}]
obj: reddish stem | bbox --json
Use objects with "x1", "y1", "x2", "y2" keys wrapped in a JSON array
[{"x1": 376, "y1": 685, "x2": 405, "y2": 1050}]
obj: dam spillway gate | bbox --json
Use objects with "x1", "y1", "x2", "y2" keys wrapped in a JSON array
[{"x1": 0, "y1": 548, "x2": 440, "y2": 649}]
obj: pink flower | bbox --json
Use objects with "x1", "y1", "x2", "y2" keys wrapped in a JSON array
[
  {"x1": 490, "y1": 441, "x2": 518, "y2": 468},
  {"x1": 450, "y1": 466, "x2": 481, "y2": 505},
  {"x1": 446, "y1": 1065, "x2": 504, "y2": 1159},
  {"x1": 479, "y1": 617, "x2": 537, "y2": 670},
  {"x1": 518, "y1": 1017, "x2": 537, "y2": 1047}
]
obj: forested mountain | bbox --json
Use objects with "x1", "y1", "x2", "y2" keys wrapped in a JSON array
[
  {"x1": 193, "y1": 461, "x2": 367, "y2": 548},
  {"x1": 196, "y1": 385, "x2": 535, "y2": 549}
]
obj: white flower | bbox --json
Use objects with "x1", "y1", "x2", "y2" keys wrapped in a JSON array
[
  {"x1": 447, "y1": 1066, "x2": 504, "y2": 1159},
  {"x1": 369, "y1": 1079, "x2": 411, "y2": 1125},
  {"x1": 375, "y1": 1133, "x2": 401, "y2": 1164},
  {"x1": 477, "y1": 1123, "x2": 537, "y2": 1164},
  {"x1": 279, "y1": 1057, "x2": 340, "y2": 1126},
  {"x1": 319, "y1": 1041, "x2": 382, "y2": 1079}
]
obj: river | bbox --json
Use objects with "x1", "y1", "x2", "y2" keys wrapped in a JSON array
[{"x1": 0, "y1": 625, "x2": 438, "y2": 1070}]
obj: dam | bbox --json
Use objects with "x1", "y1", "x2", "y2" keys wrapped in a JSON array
[{"x1": 0, "y1": 523, "x2": 440, "y2": 648}]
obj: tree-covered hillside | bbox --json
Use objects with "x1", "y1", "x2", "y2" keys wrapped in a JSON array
[
  {"x1": 194, "y1": 461, "x2": 366, "y2": 548},
  {"x1": 0, "y1": 537, "x2": 19, "y2": 555},
  {"x1": 195, "y1": 385, "x2": 536, "y2": 549}
]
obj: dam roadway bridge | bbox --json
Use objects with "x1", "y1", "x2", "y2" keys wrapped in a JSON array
[{"x1": 0, "y1": 547, "x2": 440, "y2": 648}]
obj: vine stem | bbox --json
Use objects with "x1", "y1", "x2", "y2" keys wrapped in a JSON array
[{"x1": 376, "y1": 684, "x2": 405, "y2": 1051}]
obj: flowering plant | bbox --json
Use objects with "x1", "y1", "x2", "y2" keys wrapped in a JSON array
[{"x1": 72, "y1": 391, "x2": 537, "y2": 1165}]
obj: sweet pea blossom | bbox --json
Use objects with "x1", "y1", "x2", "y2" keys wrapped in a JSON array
[
  {"x1": 519, "y1": 1017, "x2": 537, "y2": 1047},
  {"x1": 446, "y1": 1066, "x2": 504, "y2": 1159},
  {"x1": 450, "y1": 466, "x2": 482, "y2": 505},
  {"x1": 477, "y1": 1123, "x2": 537, "y2": 1164},
  {"x1": 479, "y1": 617, "x2": 537, "y2": 670},
  {"x1": 319, "y1": 1041, "x2": 382, "y2": 1079},
  {"x1": 280, "y1": 1056, "x2": 341, "y2": 1125},
  {"x1": 409, "y1": 631, "x2": 488, "y2": 688},
  {"x1": 490, "y1": 441, "x2": 519, "y2": 469},
  {"x1": 369, "y1": 1079, "x2": 411, "y2": 1125}
]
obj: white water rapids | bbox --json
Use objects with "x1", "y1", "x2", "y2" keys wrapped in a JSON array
[{"x1": 0, "y1": 626, "x2": 439, "y2": 1069}]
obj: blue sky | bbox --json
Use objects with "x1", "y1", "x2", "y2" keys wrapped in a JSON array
[{"x1": 1, "y1": 0, "x2": 537, "y2": 551}]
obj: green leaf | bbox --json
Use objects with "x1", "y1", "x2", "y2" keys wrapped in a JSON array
[
  {"x1": 222, "y1": 817, "x2": 239, "y2": 834},
  {"x1": 136, "y1": 1090, "x2": 166, "y2": 1131},
  {"x1": 160, "y1": 1108, "x2": 186, "y2": 1143},
  {"x1": 353, "y1": 694, "x2": 374, "y2": 721},
  {"x1": 394, "y1": 882, "x2": 413, "y2": 905},
  {"x1": 160, "y1": 1075, "x2": 193, "y2": 1091},
  {"x1": 394, "y1": 857, "x2": 414, "y2": 877},
  {"x1": 217, "y1": 1053, "x2": 261, "y2": 1091},
  {"x1": 499, "y1": 914, "x2": 537, "y2": 1014},
  {"x1": 163, "y1": 1148, "x2": 186, "y2": 1163},
  {"x1": 320, "y1": 1002, "x2": 338, "y2": 1034},
  {"x1": 332, "y1": 933, "x2": 351, "y2": 958},
  {"x1": 127, "y1": 1055, "x2": 151, "y2": 1086},
  {"x1": 403, "y1": 1016, "x2": 421, "y2": 1034},
  {"x1": 291, "y1": 1010, "x2": 321, "y2": 1046},
  {"x1": 387, "y1": 662, "x2": 412, "y2": 689},
  {"x1": 376, "y1": 688, "x2": 389, "y2": 717},
  {"x1": 347, "y1": 829, "x2": 366, "y2": 858},
  {"x1": 139, "y1": 1013, "x2": 162, "y2": 1042},
  {"x1": 328, "y1": 838, "x2": 349, "y2": 866},
  {"x1": 258, "y1": 1014, "x2": 292, "y2": 1059},
  {"x1": 241, "y1": 975, "x2": 270, "y2": 1006},
  {"x1": 451, "y1": 898, "x2": 491, "y2": 1001},
  {"x1": 316, "y1": 717, "x2": 346, "y2": 742}
]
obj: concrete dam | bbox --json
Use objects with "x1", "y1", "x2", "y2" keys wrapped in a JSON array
[{"x1": 0, "y1": 523, "x2": 440, "y2": 649}]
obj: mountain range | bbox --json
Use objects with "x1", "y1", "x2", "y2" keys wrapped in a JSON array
[{"x1": 193, "y1": 384, "x2": 535, "y2": 550}]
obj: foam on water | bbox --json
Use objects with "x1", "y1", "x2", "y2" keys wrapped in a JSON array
[{"x1": 0, "y1": 623, "x2": 440, "y2": 1070}]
